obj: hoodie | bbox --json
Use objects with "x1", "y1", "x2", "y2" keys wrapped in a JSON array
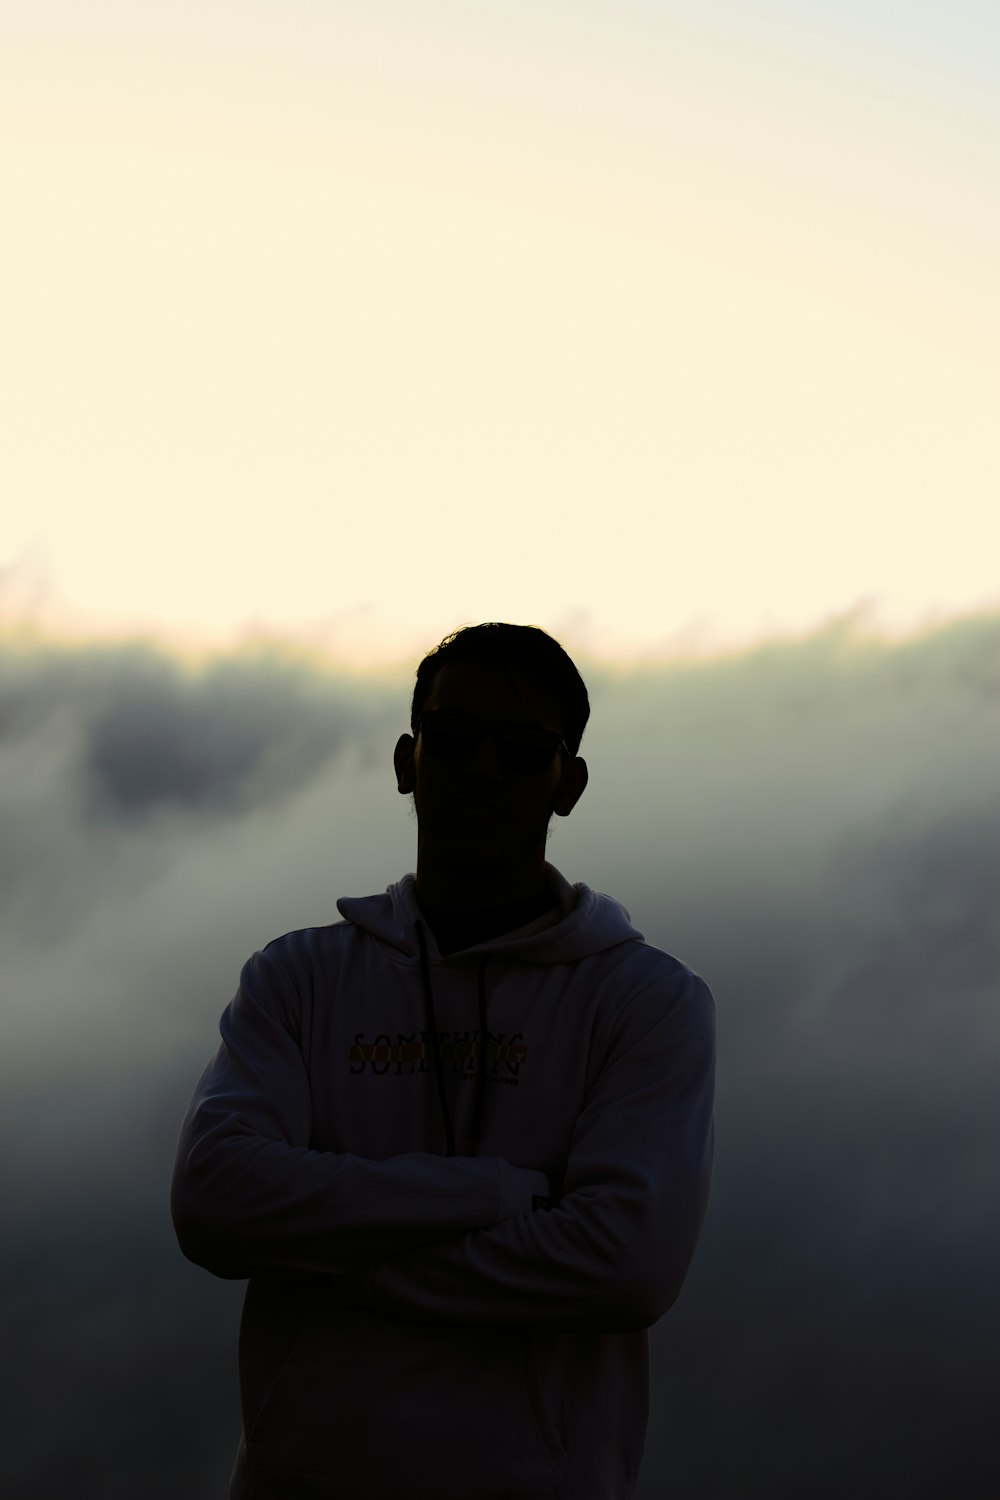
[{"x1": 171, "y1": 862, "x2": 715, "y2": 1500}]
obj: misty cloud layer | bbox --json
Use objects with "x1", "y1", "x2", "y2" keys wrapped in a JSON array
[{"x1": 2, "y1": 611, "x2": 997, "y2": 1498}]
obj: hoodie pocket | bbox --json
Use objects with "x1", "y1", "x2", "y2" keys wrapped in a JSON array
[{"x1": 245, "y1": 1304, "x2": 567, "y2": 1497}]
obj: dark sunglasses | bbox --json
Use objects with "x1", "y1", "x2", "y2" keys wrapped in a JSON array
[{"x1": 416, "y1": 711, "x2": 569, "y2": 774}]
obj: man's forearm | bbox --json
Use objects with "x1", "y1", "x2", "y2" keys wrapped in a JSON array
[{"x1": 170, "y1": 1131, "x2": 551, "y2": 1279}]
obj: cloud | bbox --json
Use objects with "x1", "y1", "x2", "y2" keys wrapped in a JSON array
[{"x1": 1, "y1": 610, "x2": 997, "y2": 1497}]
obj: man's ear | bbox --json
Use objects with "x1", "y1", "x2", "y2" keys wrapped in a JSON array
[
  {"x1": 394, "y1": 733, "x2": 415, "y2": 794},
  {"x1": 553, "y1": 757, "x2": 588, "y2": 817}
]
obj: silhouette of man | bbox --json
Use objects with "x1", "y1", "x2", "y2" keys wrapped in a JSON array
[{"x1": 171, "y1": 622, "x2": 715, "y2": 1500}]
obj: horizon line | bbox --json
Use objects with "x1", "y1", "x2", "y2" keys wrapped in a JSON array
[{"x1": 3, "y1": 595, "x2": 1000, "y2": 682}]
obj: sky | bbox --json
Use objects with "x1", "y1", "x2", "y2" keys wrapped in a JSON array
[
  {"x1": 2, "y1": 2, "x2": 999, "y2": 1495},
  {"x1": 3, "y1": 0, "x2": 999, "y2": 668}
]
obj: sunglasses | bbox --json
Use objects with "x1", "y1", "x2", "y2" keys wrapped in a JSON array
[{"x1": 416, "y1": 711, "x2": 569, "y2": 774}]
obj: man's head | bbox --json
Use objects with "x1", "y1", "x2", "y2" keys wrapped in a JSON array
[
  {"x1": 393, "y1": 624, "x2": 590, "y2": 907},
  {"x1": 408, "y1": 622, "x2": 591, "y2": 759}
]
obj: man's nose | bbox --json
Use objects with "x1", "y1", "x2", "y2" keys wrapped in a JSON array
[{"x1": 470, "y1": 730, "x2": 504, "y2": 775}]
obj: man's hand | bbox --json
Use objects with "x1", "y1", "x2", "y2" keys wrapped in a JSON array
[{"x1": 533, "y1": 1169, "x2": 566, "y2": 1212}]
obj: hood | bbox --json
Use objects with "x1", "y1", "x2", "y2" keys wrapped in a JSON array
[{"x1": 336, "y1": 861, "x2": 644, "y2": 966}]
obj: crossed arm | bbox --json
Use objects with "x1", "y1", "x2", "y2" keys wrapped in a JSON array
[{"x1": 171, "y1": 950, "x2": 715, "y2": 1332}]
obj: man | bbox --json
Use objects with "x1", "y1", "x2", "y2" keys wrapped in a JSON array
[{"x1": 171, "y1": 621, "x2": 716, "y2": 1500}]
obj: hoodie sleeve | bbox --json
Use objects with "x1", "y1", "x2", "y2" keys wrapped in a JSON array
[
  {"x1": 357, "y1": 968, "x2": 716, "y2": 1333},
  {"x1": 170, "y1": 948, "x2": 549, "y2": 1279}
]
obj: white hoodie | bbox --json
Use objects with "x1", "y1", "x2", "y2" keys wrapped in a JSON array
[{"x1": 171, "y1": 861, "x2": 716, "y2": 1499}]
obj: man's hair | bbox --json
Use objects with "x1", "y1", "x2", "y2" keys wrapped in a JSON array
[{"x1": 410, "y1": 622, "x2": 590, "y2": 757}]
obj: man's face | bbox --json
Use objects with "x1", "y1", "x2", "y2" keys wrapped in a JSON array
[{"x1": 394, "y1": 660, "x2": 586, "y2": 881}]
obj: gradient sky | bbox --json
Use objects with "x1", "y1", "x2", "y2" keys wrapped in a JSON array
[
  {"x1": 4, "y1": 13, "x2": 998, "y2": 1490},
  {"x1": 4, "y1": 0, "x2": 999, "y2": 669}
]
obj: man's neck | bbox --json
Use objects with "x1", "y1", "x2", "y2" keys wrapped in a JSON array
[
  {"x1": 417, "y1": 879, "x2": 554, "y2": 955},
  {"x1": 414, "y1": 856, "x2": 549, "y2": 915}
]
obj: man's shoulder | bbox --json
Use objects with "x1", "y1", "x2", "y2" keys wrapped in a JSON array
[
  {"x1": 603, "y1": 929, "x2": 704, "y2": 982},
  {"x1": 253, "y1": 917, "x2": 358, "y2": 976},
  {"x1": 598, "y1": 934, "x2": 714, "y2": 1021}
]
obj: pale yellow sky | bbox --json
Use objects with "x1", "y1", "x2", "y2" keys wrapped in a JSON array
[{"x1": 4, "y1": 1, "x2": 998, "y2": 668}]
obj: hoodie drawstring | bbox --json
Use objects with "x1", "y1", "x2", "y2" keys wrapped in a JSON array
[
  {"x1": 471, "y1": 958, "x2": 488, "y2": 1153},
  {"x1": 415, "y1": 919, "x2": 454, "y2": 1157},
  {"x1": 414, "y1": 919, "x2": 489, "y2": 1160}
]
